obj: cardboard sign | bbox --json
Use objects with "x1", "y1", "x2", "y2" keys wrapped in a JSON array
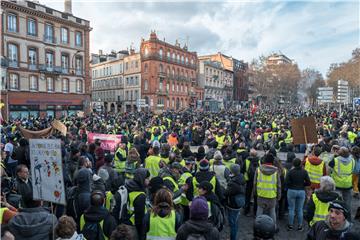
[
  {"x1": 51, "y1": 119, "x2": 67, "y2": 136},
  {"x1": 291, "y1": 116, "x2": 318, "y2": 144},
  {"x1": 19, "y1": 126, "x2": 53, "y2": 139},
  {"x1": 87, "y1": 133, "x2": 122, "y2": 153},
  {"x1": 77, "y1": 111, "x2": 85, "y2": 118},
  {"x1": 29, "y1": 139, "x2": 65, "y2": 205}
]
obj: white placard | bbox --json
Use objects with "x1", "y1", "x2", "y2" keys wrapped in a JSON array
[{"x1": 30, "y1": 139, "x2": 65, "y2": 205}]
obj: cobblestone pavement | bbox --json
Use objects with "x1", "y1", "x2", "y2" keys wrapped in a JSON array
[{"x1": 219, "y1": 198, "x2": 360, "y2": 239}]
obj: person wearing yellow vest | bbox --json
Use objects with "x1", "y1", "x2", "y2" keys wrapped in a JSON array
[
  {"x1": 125, "y1": 148, "x2": 141, "y2": 179},
  {"x1": 215, "y1": 129, "x2": 226, "y2": 150},
  {"x1": 144, "y1": 188, "x2": 182, "y2": 240},
  {"x1": 254, "y1": 154, "x2": 281, "y2": 230},
  {"x1": 145, "y1": 142, "x2": 162, "y2": 178},
  {"x1": 329, "y1": 147, "x2": 355, "y2": 216},
  {"x1": 305, "y1": 176, "x2": 340, "y2": 226},
  {"x1": 303, "y1": 146, "x2": 327, "y2": 190},
  {"x1": 125, "y1": 168, "x2": 150, "y2": 239},
  {"x1": 80, "y1": 191, "x2": 117, "y2": 240},
  {"x1": 0, "y1": 199, "x2": 17, "y2": 225},
  {"x1": 114, "y1": 143, "x2": 127, "y2": 174}
]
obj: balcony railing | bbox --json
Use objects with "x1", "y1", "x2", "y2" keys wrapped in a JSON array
[
  {"x1": 75, "y1": 69, "x2": 83, "y2": 76},
  {"x1": 29, "y1": 64, "x2": 37, "y2": 70},
  {"x1": 43, "y1": 35, "x2": 57, "y2": 44},
  {"x1": 8, "y1": 60, "x2": 18, "y2": 68},
  {"x1": 156, "y1": 89, "x2": 169, "y2": 96},
  {"x1": 158, "y1": 71, "x2": 166, "y2": 78},
  {"x1": 1, "y1": 58, "x2": 9, "y2": 67},
  {"x1": 39, "y1": 64, "x2": 61, "y2": 75},
  {"x1": 61, "y1": 68, "x2": 69, "y2": 74}
]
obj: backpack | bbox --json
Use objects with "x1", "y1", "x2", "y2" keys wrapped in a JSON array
[
  {"x1": 116, "y1": 185, "x2": 128, "y2": 223},
  {"x1": 187, "y1": 233, "x2": 206, "y2": 240},
  {"x1": 209, "y1": 203, "x2": 224, "y2": 232},
  {"x1": 80, "y1": 215, "x2": 106, "y2": 240},
  {"x1": 66, "y1": 186, "x2": 79, "y2": 220}
]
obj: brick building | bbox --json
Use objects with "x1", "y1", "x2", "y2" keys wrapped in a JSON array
[
  {"x1": 0, "y1": 0, "x2": 91, "y2": 120},
  {"x1": 140, "y1": 31, "x2": 203, "y2": 111}
]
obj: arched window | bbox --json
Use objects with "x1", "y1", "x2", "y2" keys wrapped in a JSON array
[
  {"x1": 167, "y1": 51, "x2": 171, "y2": 60},
  {"x1": 172, "y1": 52, "x2": 175, "y2": 61},
  {"x1": 76, "y1": 79, "x2": 83, "y2": 93},
  {"x1": 159, "y1": 64, "x2": 163, "y2": 73},
  {"x1": 186, "y1": 57, "x2": 189, "y2": 65},
  {"x1": 144, "y1": 63, "x2": 148, "y2": 73},
  {"x1": 181, "y1": 55, "x2": 184, "y2": 64},
  {"x1": 62, "y1": 78, "x2": 69, "y2": 93},
  {"x1": 144, "y1": 47, "x2": 149, "y2": 56},
  {"x1": 176, "y1": 54, "x2": 180, "y2": 63},
  {"x1": 159, "y1": 48, "x2": 163, "y2": 59}
]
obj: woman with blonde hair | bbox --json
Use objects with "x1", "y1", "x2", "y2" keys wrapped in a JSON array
[{"x1": 144, "y1": 188, "x2": 182, "y2": 240}]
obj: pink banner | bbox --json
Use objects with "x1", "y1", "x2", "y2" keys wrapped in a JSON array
[{"x1": 87, "y1": 133, "x2": 122, "y2": 153}]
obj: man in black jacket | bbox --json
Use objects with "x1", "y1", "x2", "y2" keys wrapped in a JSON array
[
  {"x1": 14, "y1": 164, "x2": 32, "y2": 208},
  {"x1": 80, "y1": 190, "x2": 117, "y2": 240},
  {"x1": 125, "y1": 168, "x2": 150, "y2": 240}
]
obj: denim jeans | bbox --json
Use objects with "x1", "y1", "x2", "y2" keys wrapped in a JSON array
[
  {"x1": 227, "y1": 208, "x2": 241, "y2": 240},
  {"x1": 287, "y1": 189, "x2": 306, "y2": 226}
]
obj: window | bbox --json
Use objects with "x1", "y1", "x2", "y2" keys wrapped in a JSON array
[
  {"x1": 172, "y1": 82, "x2": 174, "y2": 92},
  {"x1": 8, "y1": 43, "x2": 18, "y2": 66},
  {"x1": 181, "y1": 56, "x2": 184, "y2": 64},
  {"x1": 166, "y1": 83, "x2": 169, "y2": 91},
  {"x1": 176, "y1": 54, "x2": 180, "y2": 63},
  {"x1": 135, "y1": 61, "x2": 138, "y2": 68},
  {"x1": 45, "y1": 23, "x2": 54, "y2": 43},
  {"x1": 144, "y1": 63, "x2": 148, "y2": 73},
  {"x1": 61, "y1": 27, "x2": 69, "y2": 44},
  {"x1": 159, "y1": 48, "x2": 163, "y2": 59},
  {"x1": 28, "y1": 48, "x2": 37, "y2": 66},
  {"x1": 45, "y1": 51, "x2": 54, "y2": 69},
  {"x1": 159, "y1": 81, "x2": 163, "y2": 90},
  {"x1": 186, "y1": 57, "x2": 189, "y2": 64},
  {"x1": 61, "y1": 54, "x2": 69, "y2": 73},
  {"x1": 76, "y1": 79, "x2": 83, "y2": 93},
  {"x1": 134, "y1": 90, "x2": 138, "y2": 99},
  {"x1": 172, "y1": 53, "x2": 175, "y2": 61},
  {"x1": 62, "y1": 78, "x2": 69, "y2": 93},
  {"x1": 9, "y1": 73, "x2": 19, "y2": 90},
  {"x1": 125, "y1": 62, "x2": 128, "y2": 71},
  {"x1": 29, "y1": 75, "x2": 38, "y2": 91},
  {"x1": 75, "y1": 31, "x2": 82, "y2": 46},
  {"x1": 27, "y1": 18, "x2": 36, "y2": 36},
  {"x1": 47, "y1": 77, "x2": 54, "y2": 92},
  {"x1": 7, "y1": 13, "x2": 17, "y2": 32},
  {"x1": 125, "y1": 91, "x2": 129, "y2": 100},
  {"x1": 159, "y1": 64, "x2": 163, "y2": 73},
  {"x1": 167, "y1": 51, "x2": 171, "y2": 60},
  {"x1": 144, "y1": 80, "x2": 148, "y2": 91},
  {"x1": 75, "y1": 56, "x2": 83, "y2": 75},
  {"x1": 144, "y1": 48, "x2": 149, "y2": 56}
]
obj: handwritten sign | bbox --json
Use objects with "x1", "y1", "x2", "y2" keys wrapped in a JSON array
[
  {"x1": 87, "y1": 133, "x2": 122, "y2": 153},
  {"x1": 29, "y1": 139, "x2": 65, "y2": 205}
]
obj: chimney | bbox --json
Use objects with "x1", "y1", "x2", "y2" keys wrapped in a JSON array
[{"x1": 64, "y1": 0, "x2": 72, "y2": 15}]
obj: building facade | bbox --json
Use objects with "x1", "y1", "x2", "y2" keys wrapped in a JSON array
[
  {"x1": 198, "y1": 59, "x2": 230, "y2": 104},
  {"x1": 0, "y1": 0, "x2": 91, "y2": 120},
  {"x1": 91, "y1": 51, "x2": 128, "y2": 113},
  {"x1": 140, "y1": 31, "x2": 202, "y2": 111},
  {"x1": 123, "y1": 51, "x2": 141, "y2": 112}
]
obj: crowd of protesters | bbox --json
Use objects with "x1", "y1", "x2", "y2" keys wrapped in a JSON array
[{"x1": 1, "y1": 106, "x2": 360, "y2": 240}]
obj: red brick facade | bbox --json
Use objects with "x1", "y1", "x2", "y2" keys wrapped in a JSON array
[{"x1": 140, "y1": 32, "x2": 202, "y2": 110}]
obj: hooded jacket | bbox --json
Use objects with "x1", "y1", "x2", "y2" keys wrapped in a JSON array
[
  {"x1": 224, "y1": 173, "x2": 246, "y2": 208},
  {"x1": 329, "y1": 155, "x2": 354, "y2": 189},
  {"x1": 9, "y1": 207, "x2": 57, "y2": 240},
  {"x1": 305, "y1": 190, "x2": 340, "y2": 223},
  {"x1": 176, "y1": 219, "x2": 220, "y2": 240},
  {"x1": 81, "y1": 205, "x2": 117, "y2": 239},
  {"x1": 307, "y1": 217, "x2": 355, "y2": 240},
  {"x1": 253, "y1": 164, "x2": 281, "y2": 201},
  {"x1": 303, "y1": 156, "x2": 327, "y2": 189},
  {"x1": 125, "y1": 168, "x2": 148, "y2": 239}
]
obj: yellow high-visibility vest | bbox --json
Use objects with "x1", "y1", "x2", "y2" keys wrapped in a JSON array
[
  {"x1": 304, "y1": 159, "x2": 324, "y2": 184},
  {"x1": 256, "y1": 168, "x2": 277, "y2": 199},
  {"x1": 331, "y1": 157, "x2": 354, "y2": 188},
  {"x1": 147, "y1": 210, "x2": 176, "y2": 240},
  {"x1": 309, "y1": 193, "x2": 330, "y2": 226}
]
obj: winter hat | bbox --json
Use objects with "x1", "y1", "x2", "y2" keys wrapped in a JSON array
[
  {"x1": 98, "y1": 168, "x2": 109, "y2": 182},
  {"x1": 329, "y1": 200, "x2": 350, "y2": 220},
  {"x1": 190, "y1": 196, "x2": 209, "y2": 220},
  {"x1": 230, "y1": 164, "x2": 241, "y2": 176},
  {"x1": 197, "y1": 181, "x2": 213, "y2": 193},
  {"x1": 214, "y1": 151, "x2": 223, "y2": 161},
  {"x1": 199, "y1": 159, "x2": 210, "y2": 171},
  {"x1": 149, "y1": 176, "x2": 164, "y2": 194}
]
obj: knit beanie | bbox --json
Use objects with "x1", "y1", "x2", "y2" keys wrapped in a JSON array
[
  {"x1": 190, "y1": 196, "x2": 209, "y2": 220},
  {"x1": 199, "y1": 159, "x2": 210, "y2": 171}
]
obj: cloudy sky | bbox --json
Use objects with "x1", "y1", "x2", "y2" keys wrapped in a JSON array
[{"x1": 42, "y1": 0, "x2": 359, "y2": 76}]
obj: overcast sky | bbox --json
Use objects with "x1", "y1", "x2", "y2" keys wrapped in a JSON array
[{"x1": 42, "y1": 0, "x2": 359, "y2": 77}]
